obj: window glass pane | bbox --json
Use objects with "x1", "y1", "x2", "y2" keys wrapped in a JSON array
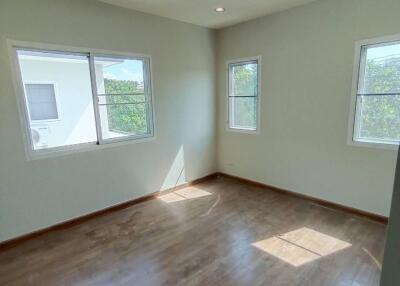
[
  {"x1": 93, "y1": 56, "x2": 151, "y2": 140},
  {"x1": 99, "y1": 103, "x2": 149, "y2": 137},
  {"x1": 95, "y1": 56, "x2": 145, "y2": 95},
  {"x1": 362, "y1": 42, "x2": 400, "y2": 94},
  {"x1": 231, "y1": 62, "x2": 258, "y2": 97},
  {"x1": 17, "y1": 50, "x2": 97, "y2": 150},
  {"x1": 358, "y1": 95, "x2": 400, "y2": 142},
  {"x1": 25, "y1": 84, "x2": 58, "y2": 120},
  {"x1": 229, "y1": 97, "x2": 257, "y2": 130},
  {"x1": 98, "y1": 94, "x2": 146, "y2": 104},
  {"x1": 228, "y1": 60, "x2": 259, "y2": 131}
]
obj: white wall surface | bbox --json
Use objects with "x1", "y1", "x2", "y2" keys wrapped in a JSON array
[
  {"x1": 0, "y1": 0, "x2": 216, "y2": 242},
  {"x1": 217, "y1": 0, "x2": 400, "y2": 216}
]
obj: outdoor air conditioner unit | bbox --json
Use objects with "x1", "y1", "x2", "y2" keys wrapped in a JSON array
[{"x1": 31, "y1": 126, "x2": 50, "y2": 148}]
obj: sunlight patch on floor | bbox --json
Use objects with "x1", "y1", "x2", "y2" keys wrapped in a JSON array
[
  {"x1": 252, "y1": 227, "x2": 352, "y2": 267},
  {"x1": 158, "y1": 187, "x2": 212, "y2": 203},
  {"x1": 157, "y1": 192, "x2": 187, "y2": 203}
]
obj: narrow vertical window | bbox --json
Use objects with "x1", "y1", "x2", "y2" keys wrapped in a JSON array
[
  {"x1": 228, "y1": 58, "x2": 260, "y2": 132},
  {"x1": 351, "y1": 39, "x2": 400, "y2": 146}
]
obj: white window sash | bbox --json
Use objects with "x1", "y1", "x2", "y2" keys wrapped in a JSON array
[
  {"x1": 226, "y1": 57, "x2": 261, "y2": 133},
  {"x1": 348, "y1": 34, "x2": 400, "y2": 150},
  {"x1": 89, "y1": 54, "x2": 154, "y2": 145}
]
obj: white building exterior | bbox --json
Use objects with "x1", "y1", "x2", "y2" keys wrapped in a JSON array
[{"x1": 19, "y1": 55, "x2": 113, "y2": 149}]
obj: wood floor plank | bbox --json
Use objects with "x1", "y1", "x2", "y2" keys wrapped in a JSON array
[{"x1": 0, "y1": 177, "x2": 386, "y2": 286}]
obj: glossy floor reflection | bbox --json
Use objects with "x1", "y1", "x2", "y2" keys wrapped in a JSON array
[{"x1": 0, "y1": 177, "x2": 386, "y2": 286}]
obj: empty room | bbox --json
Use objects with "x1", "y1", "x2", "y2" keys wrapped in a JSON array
[{"x1": 1, "y1": 0, "x2": 400, "y2": 285}]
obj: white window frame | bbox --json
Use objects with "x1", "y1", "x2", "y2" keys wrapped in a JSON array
[
  {"x1": 348, "y1": 34, "x2": 400, "y2": 150},
  {"x1": 226, "y1": 56, "x2": 261, "y2": 134},
  {"x1": 7, "y1": 40, "x2": 156, "y2": 160},
  {"x1": 89, "y1": 53, "x2": 154, "y2": 145},
  {"x1": 23, "y1": 82, "x2": 61, "y2": 122}
]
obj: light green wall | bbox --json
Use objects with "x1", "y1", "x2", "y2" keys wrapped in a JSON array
[
  {"x1": 1, "y1": 0, "x2": 399, "y2": 243},
  {"x1": 216, "y1": 0, "x2": 400, "y2": 216},
  {"x1": 0, "y1": 0, "x2": 217, "y2": 242}
]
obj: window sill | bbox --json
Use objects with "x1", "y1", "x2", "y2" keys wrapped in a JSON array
[
  {"x1": 226, "y1": 127, "x2": 260, "y2": 135},
  {"x1": 26, "y1": 135, "x2": 156, "y2": 161},
  {"x1": 348, "y1": 139, "x2": 399, "y2": 151},
  {"x1": 31, "y1": 119, "x2": 61, "y2": 123}
]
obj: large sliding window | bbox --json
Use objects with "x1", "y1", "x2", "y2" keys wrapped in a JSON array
[
  {"x1": 350, "y1": 36, "x2": 400, "y2": 148},
  {"x1": 13, "y1": 45, "x2": 154, "y2": 157},
  {"x1": 227, "y1": 57, "x2": 260, "y2": 133}
]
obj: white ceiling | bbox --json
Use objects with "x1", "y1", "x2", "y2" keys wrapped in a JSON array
[{"x1": 99, "y1": 0, "x2": 317, "y2": 29}]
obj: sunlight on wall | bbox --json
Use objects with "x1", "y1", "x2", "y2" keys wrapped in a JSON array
[
  {"x1": 161, "y1": 146, "x2": 186, "y2": 190},
  {"x1": 252, "y1": 227, "x2": 352, "y2": 267},
  {"x1": 158, "y1": 187, "x2": 212, "y2": 203}
]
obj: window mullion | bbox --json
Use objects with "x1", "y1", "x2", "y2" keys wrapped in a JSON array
[
  {"x1": 357, "y1": 93, "x2": 400, "y2": 97},
  {"x1": 353, "y1": 46, "x2": 368, "y2": 142},
  {"x1": 357, "y1": 46, "x2": 368, "y2": 94},
  {"x1": 88, "y1": 54, "x2": 104, "y2": 145},
  {"x1": 228, "y1": 65, "x2": 234, "y2": 127},
  {"x1": 143, "y1": 58, "x2": 153, "y2": 134}
]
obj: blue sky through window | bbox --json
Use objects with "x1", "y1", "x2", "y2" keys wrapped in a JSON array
[
  {"x1": 367, "y1": 43, "x2": 400, "y2": 61},
  {"x1": 103, "y1": 60, "x2": 144, "y2": 82}
]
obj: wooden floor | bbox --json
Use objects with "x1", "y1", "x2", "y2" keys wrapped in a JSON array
[{"x1": 0, "y1": 177, "x2": 386, "y2": 286}]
